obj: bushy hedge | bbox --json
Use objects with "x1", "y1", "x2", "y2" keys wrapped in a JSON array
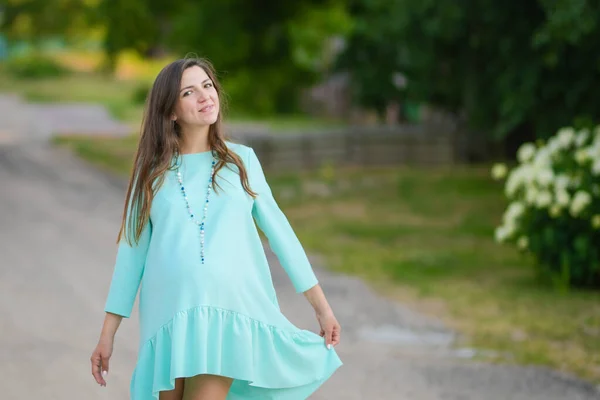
[
  {"x1": 4, "y1": 55, "x2": 70, "y2": 79},
  {"x1": 492, "y1": 126, "x2": 600, "y2": 289}
]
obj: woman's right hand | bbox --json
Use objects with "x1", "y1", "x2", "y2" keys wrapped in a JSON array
[{"x1": 90, "y1": 336, "x2": 113, "y2": 387}]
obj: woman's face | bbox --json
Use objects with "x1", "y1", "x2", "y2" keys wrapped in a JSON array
[{"x1": 172, "y1": 65, "x2": 219, "y2": 128}]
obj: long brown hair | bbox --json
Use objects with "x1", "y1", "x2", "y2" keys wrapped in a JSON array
[{"x1": 118, "y1": 57, "x2": 257, "y2": 245}]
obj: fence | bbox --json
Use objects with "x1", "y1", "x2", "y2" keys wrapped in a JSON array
[{"x1": 234, "y1": 125, "x2": 458, "y2": 171}]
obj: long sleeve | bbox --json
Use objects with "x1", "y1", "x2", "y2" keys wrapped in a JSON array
[
  {"x1": 104, "y1": 205, "x2": 152, "y2": 318},
  {"x1": 247, "y1": 147, "x2": 319, "y2": 293}
]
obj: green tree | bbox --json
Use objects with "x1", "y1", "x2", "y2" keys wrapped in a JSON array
[
  {"x1": 1, "y1": 0, "x2": 97, "y2": 46},
  {"x1": 337, "y1": 0, "x2": 600, "y2": 142},
  {"x1": 1, "y1": 0, "x2": 353, "y2": 114},
  {"x1": 97, "y1": 0, "x2": 191, "y2": 71},
  {"x1": 167, "y1": 0, "x2": 352, "y2": 114}
]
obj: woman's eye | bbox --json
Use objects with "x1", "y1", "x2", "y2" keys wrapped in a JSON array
[
  {"x1": 204, "y1": 83, "x2": 213, "y2": 89},
  {"x1": 183, "y1": 90, "x2": 192, "y2": 97}
]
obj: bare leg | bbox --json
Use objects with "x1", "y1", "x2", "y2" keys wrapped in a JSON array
[
  {"x1": 159, "y1": 377, "x2": 185, "y2": 400},
  {"x1": 183, "y1": 374, "x2": 233, "y2": 400}
]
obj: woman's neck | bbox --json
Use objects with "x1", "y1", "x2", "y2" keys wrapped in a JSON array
[{"x1": 179, "y1": 125, "x2": 211, "y2": 154}]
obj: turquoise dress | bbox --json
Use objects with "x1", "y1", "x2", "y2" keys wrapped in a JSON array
[{"x1": 104, "y1": 142, "x2": 342, "y2": 399}]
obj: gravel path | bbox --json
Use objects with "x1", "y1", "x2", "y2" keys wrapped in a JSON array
[{"x1": 0, "y1": 95, "x2": 598, "y2": 399}]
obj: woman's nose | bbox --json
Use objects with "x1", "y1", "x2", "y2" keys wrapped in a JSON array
[{"x1": 197, "y1": 91, "x2": 210, "y2": 103}]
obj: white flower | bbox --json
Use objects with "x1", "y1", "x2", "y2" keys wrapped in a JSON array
[
  {"x1": 494, "y1": 227, "x2": 501, "y2": 242},
  {"x1": 526, "y1": 186, "x2": 539, "y2": 205},
  {"x1": 517, "y1": 236, "x2": 529, "y2": 250},
  {"x1": 555, "y1": 190, "x2": 570, "y2": 207},
  {"x1": 592, "y1": 215, "x2": 600, "y2": 229},
  {"x1": 517, "y1": 143, "x2": 536, "y2": 163},
  {"x1": 522, "y1": 165, "x2": 536, "y2": 183},
  {"x1": 554, "y1": 174, "x2": 570, "y2": 190},
  {"x1": 508, "y1": 201, "x2": 525, "y2": 217},
  {"x1": 547, "y1": 137, "x2": 562, "y2": 155},
  {"x1": 592, "y1": 160, "x2": 600, "y2": 176},
  {"x1": 491, "y1": 163, "x2": 508, "y2": 180},
  {"x1": 494, "y1": 223, "x2": 516, "y2": 243},
  {"x1": 570, "y1": 190, "x2": 592, "y2": 217},
  {"x1": 591, "y1": 141, "x2": 600, "y2": 159},
  {"x1": 505, "y1": 223, "x2": 516, "y2": 237},
  {"x1": 503, "y1": 202, "x2": 525, "y2": 224},
  {"x1": 549, "y1": 204, "x2": 561, "y2": 218},
  {"x1": 533, "y1": 147, "x2": 551, "y2": 168},
  {"x1": 557, "y1": 127, "x2": 575, "y2": 148},
  {"x1": 505, "y1": 166, "x2": 528, "y2": 197},
  {"x1": 575, "y1": 149, "x2": 590, "y2": 165},
  {"x1": 575, "y1": 129, "x2": 590, "y2": 147},
  {"x1": 494, "y1": 226, "x2": 506, "y2": 243},
  {"x1": 535, "y1": 168, "x2": 554, "y2": 187},
  {"x1": 535, "y1": 191, "x2": 552, "y2": 208}
]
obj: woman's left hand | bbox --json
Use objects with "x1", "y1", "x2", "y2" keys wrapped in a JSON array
[{"x1": 316, "y1": 309, "x2": 341, "y2": 349}]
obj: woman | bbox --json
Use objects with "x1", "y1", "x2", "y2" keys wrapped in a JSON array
[{"x1": 90, "y1": 57, "x2": 342, "y2": 400}]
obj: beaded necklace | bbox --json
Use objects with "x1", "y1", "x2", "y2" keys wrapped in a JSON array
[{"x1": 175, "y1": 153, "x2": 216, "y2": 264}]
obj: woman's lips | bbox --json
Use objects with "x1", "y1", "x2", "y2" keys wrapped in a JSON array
[{"x1": 199, "y1": 104, "x2": 214, "y2": 113}]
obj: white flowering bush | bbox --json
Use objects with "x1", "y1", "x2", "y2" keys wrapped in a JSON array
[{"x1": 492, "y1": 126, "x2": 600, "y2": 288}]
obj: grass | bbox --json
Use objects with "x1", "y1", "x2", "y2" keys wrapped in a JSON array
[
  {"x1": 52, "y1": 134, "x2": 140, "y2": 175},
  {"x1": 53, "y1": 136, "x2": 600, "y2": 384},
  {"x1": 227, "y1": 112, "x2": 348, "y2": 133},
  {"x1": 272, "y1": 166, "x2": 600, "y2": 383}
]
